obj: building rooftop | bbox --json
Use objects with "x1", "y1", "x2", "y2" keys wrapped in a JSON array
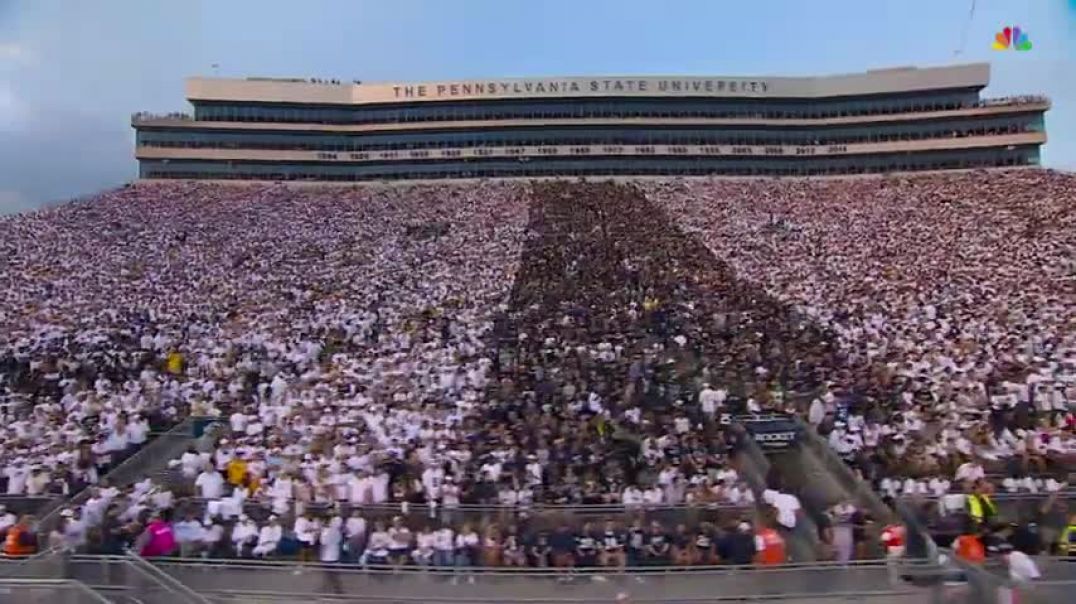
[{"x1": 186, "y1": 63, "x2": 991, "y2": 106}]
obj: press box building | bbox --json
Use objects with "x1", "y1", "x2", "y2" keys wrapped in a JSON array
[{"x1": 133, "y1": 63, "x2": 1048, "y2": 181}]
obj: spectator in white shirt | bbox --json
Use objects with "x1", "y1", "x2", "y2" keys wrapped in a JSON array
[
  {"x1": 173, "y1": 514, "x2": 205, "y2": 558},
  {"x1": 194, "y1": 468, "x2": 224, "y2": 499},
  {"x1": 413, "y1": 525, "x2": 436, "y2": 566},
  {"x1": 954, "y1": 460, "x2": 985, "y2": 485},
  {"x1": 294, "y1": 511, "x2": 320, "y2": 562},
  {"x1": 764, "y1": 489, "x2": 801, "y2": 530},
  {"x1": 343, "y1": 510, "x2": 367, "y2": 563},
  {"x1": 698, "y1": 383, "x2": 725, "y2": 419},
  {"x1": 231, "y1": 515, "x2": 259, "y2": 557},
  {"x1": 1003, "y1": 546, "x2": 1040, "y2": 583},
  {"x1": 0, "y1": 506, "x2": 16, "y2": 532},
  {"x1": 454, "y1": 523, "x2": 479, "y2": 568},
  {"x1": 253, "y1": 516, "x2": 282, "y2": 558},
  {"x1": 622, "y1": 485, "x2": 644, "y2": 507},
  {"x1": 127, "y1": 415, "x2": 149, "y2": 446},
  {"x1": 319, "y1": 517, "x2": 343, "y2": 563},
  {"x1": 642, "y1": 485, "x2": 664, "y2": 505},
  {"x1": 172, "y1": 448, "x2": 205, "y2": 479},
  {"x1": 433, "y1": 524, "x2": 455, "y2": 567},
  {"x1": 365, "y1": 521, "x2": 392, "y2": 565},
  {"x1": 201, "y1": 521, "x2": 225, "y2": 555}
]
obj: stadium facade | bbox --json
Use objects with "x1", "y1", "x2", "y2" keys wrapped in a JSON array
[{"x1": 133, "y1": 63, "x2": 1048, "y2": 181}]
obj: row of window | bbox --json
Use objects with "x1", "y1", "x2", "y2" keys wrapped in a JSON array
[
  {"x1": 140, "y1": 149, "x2": 1037, "y2": 181},
  {"x1": 143, "y1": 155, "x2": 1034, "y2": 181},
  {"x1": 137, "y1": 123, "x2": 1035, "y2": 153},
  {"x1": 192, "y1": 93, "x2": 974, "y2": 125}
]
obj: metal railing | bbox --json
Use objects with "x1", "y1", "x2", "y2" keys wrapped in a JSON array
[
  {"x1": 66, "y1": 556, "x2": 932, "y2": 603},
  {"x1": 119, "y1": 551, "x2": 211, "y2": 604},
  {"x1": 100, "y1": 417, "x2": 201, "y2": 488},
  {"x1": 199, "y1": 590, "x2": 925, "y2": 603},
  {"x1": 794, "y1": 418, "x2": 895, "y2": 525},
  {"x1": 34, "y1": 550, "x2": 1060, "y2": 602},
  {"x1": 978, "y1": 95, "x2": 1050, "y2": 107},
  {"x1": 168, "y1": 496, "x2": 757, "y2": 538},
  {"x1": 131, "y1": 112, "x2": 193, "y2": 122},
  {"x1": 0, "y1": 578, "x2": 112, "y2": 604},
  {"x1": 173, "y1": 497, "x2": 756, "y2": 515},
  {"x1": 0, "y1": 496, "x2": 61, "y2": 517},
  {"x1": 0, "y1": 552, "x2": 209, "y2": 604},
  {"x1": 934, "y1": 552, "x2": 1076, "y2": 603},
  {"x1": 0, "y1": 546, "x2": 66, "y2": 579}
]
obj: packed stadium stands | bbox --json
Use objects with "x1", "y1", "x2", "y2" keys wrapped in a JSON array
[{"x1": 0, "y1": 171, "x2": 1073, "y2": 599}]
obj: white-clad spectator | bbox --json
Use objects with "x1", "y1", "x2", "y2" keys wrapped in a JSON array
[
  {"x1": 231, "y1": 515, "x2": 259, "y2": 557},
  {"x1": 1003, "y1": 545, "x2": 1041, "y2": 583},
  {"x1": 172, "y1": 448, "x2": 205, "y2": 479},
  {"x1": 413, "y1": 525, "x2": 436, "y2": 566},
  {"x1": 698, "y1": 383, "x2": 725, "y2": 419},
  {"x1": 173, "y1": 514, "x2": 205, "y2": 558},
  {"x1": 201, "y1": 520, "x2": 225, "y2": 552},
  {"x1": 253, "y1": 516, "x2": 282, "y2": 558},
  {"x1": 365, "y1": 521, "x2": 392, "y2": 565},
  {"x1": 194, "y1": 468, "x2": 224, "y2": 500},
  {"x1": 319, "y1": 517, "x2": 343, "y2": 563},
  {"x1": 294, "y1": 510, "x2": 321, "y2": 562},
  {"x1": 955, "y1": 460, "x2": 985, "y2": 485},
  {"x1": 764, "y1": 489, "x2": 801, "y2": 530},
  {"x1": 433, "y1": 523, "x2": 455, "y2": 567},
  {"x1": 0, "y1": 505, "x2": 16, "y2": 532},
  {"x1": 343, "y1": 509, "x2": 367, "y2": 560}
]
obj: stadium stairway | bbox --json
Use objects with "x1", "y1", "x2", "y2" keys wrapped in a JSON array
[
  {"x1": 0, "y1": 548, "x2": 211, "y2": 603},
  {"x1": 143, "y1": 420, "x2": 227, "y2": 496},
  {"x1": 764, "y1": 419, "x2": 899, "y2": 561},
  {"x1": 735, "y1": 418, "x2": 900, "y2": 562},
  {"x1": 793, "y1": 418, "x2": 896, "y2": 525},
  {"x1": 731, "y1": 422, "x2": 818, "y2": 562},
  {"x1": 764, "y1": 446, "x2": 828, "y2": 561},
  {"x1": 37, "y1": 417, "x2": 225, "y2": 544}
]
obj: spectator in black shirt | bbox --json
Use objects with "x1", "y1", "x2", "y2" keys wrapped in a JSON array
[
  {"x1": 575, "y1": 522, "x2": 599, "y2": 567},
  {"x1": 528, "y1": 531, "x2": 551, "y2": 568},
  {"x1": 671, "y1": 524, "x2": 694, "y2": 566},
  {"x1": 719, "y1": 521, "x2": 757, "y2": 565},
  {"x1": 502, "y1": 525, "x2": 527, "y2": 567},
  {"x1": 695, "y1": 522, "x2": 719, "y2": 565},
  {"x1": 599, "y1": 520, "x2": 627, "y2": 568},
  {"x1": 645, "y1": 522, "x2": 671, "y2": 566},
  {"x1": 626, "y1": 520, "x2": 646, "y2": 567},
  {"x1": 1009, "y1": 521, "x2": 1043, "y2": 556},
  {"x1": 852, "y1": 509, "x2": 872, "y2": 560},
  {"x1": 549, "y1": 524, "x2": 575, "y2": 568}
]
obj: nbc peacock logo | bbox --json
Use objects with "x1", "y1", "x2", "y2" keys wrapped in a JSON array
[{"x1": 993, "y1": 26, "x2": 1032, "y2": 51}]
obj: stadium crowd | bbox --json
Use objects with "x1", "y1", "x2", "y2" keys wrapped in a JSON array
[
  {"x1": 1, "y1": 181, "x2": 531, "y2": 508},
  {"x1": 50, "y1": 500, "x2": 778, "y2": 568},
  {"x1": 2, "y1": 169, "x2": 1074, "y2": 565},
  {"x1": 651, "y1": 170, "x2": 1076, "y2": 491}
]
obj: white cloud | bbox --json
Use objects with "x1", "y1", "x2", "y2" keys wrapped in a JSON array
[
  {"x1": 0, "y1": 81, "x2": 26, "y2": 129},
  {"x1": 0, "y1": 43, "x2": 27, "y2": 62}
]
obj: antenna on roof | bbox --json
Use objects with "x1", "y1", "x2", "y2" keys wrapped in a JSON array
[{"x1": 954, "y1": 0, "x2": 977, "y2": 57}]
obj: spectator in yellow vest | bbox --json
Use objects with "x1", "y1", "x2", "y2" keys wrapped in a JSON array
[
  {"x1": 1059, "y1": 514, "x2": 1076, "y2": 556},
  {"x1": 966, "y1": 480, "x2": 997, "y2": 527},
  {"x1": 166, "y1": 350, "x2": 184, "y2": 375},
  {"x1": 226, "y1": 457, "x2": 248, "y2": 487}
]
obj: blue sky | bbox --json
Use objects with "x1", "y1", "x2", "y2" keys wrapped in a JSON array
[{"x1": 0, "y1": 0, "x2": 1073, "y2": 213}]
